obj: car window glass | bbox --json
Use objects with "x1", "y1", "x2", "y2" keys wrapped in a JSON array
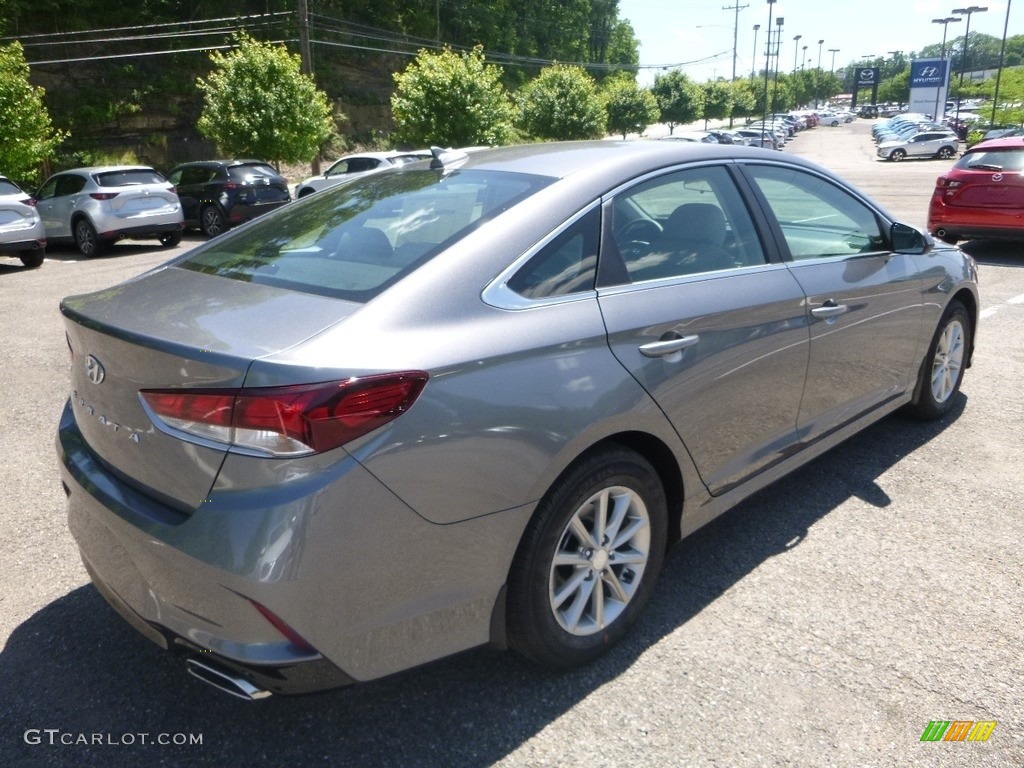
[
  {"x1": 957, "y1": 148, "x2": 1024, "y2": 171},
  {"x1": 745, "y1": 164, "x2": 886, "y2": 259},
  {"x1": 179, "y1": 169, "x2": 551, "y2": 302},
  {"x1": 179, "y1": 167, "x2": 211, "y2": 185},
  {"x1": 36, "y1": 177, "x2": 58, "y2": 200},
  {"x1": 55, "y1": 175, "x2": 86, "y2": 197},
  {"x1": 228, "y1": 164, "x2": 278, "y2": 181},
  {"x1": 610, "y1": 165, "x2": 767, "y2": 282},
  {"x1": 506, "y1": 207, "x2": 599, "y2": 299},
  {"x1": 0, "y1": 179, "x2": 23, "y2": 195},
  {"x1": 96, "y1": 169, "x2": 165, "y2": 187}
]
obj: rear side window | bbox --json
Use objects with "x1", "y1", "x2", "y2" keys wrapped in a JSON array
[
  {"x1": 95, "y1": 169, "x2": 165, "y2": 187},
  {"x1": 179, "y1": 168, "x2": 551, "y2": 302}
]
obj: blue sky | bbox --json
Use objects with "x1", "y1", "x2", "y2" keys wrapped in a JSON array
[{"x1": 618, "y1": 0, "x2": 1020, "y2": 85}]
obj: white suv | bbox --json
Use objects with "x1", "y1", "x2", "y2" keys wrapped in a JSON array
[{"x1": 34, "y1": 166, "x2": 183, "y2": 257}]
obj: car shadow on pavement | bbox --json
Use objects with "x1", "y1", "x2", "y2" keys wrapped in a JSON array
[
  {"x1": 0, "y1": 399, "x2": 965, "y2": 768},
  {"x1": 961, "y1": 239, "x2": 1024, "y2": 268}
]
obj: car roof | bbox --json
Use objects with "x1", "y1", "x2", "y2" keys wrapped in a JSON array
[
  {"x1": 53, "y1": 165, "x2": 158, "y2": 175},
  {"x1": 966, "y1": 136, "x2": 1024, "y2": 152},
  {"x1": 437, "y1": 140, "x2": 809, "y2": 185}
]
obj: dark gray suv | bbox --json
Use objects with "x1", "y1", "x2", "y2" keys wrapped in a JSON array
[{"x1": 166, "y1": 160, "x2": 291, "y2": 237}]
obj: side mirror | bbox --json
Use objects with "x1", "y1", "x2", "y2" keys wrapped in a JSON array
[{"x1": 891, "y1": 222, "x2": 932, "y2": 255}]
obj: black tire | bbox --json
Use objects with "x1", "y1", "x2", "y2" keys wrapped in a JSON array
[
  {"x1": 159, "y1": 230, "x2": 183, "y2": 248},
  {"x1": 74, "y1": 218, "x2": 104, "y2": 257},
  {"x1": 937, "y1": 146, "x2": 956, "y2": 160},
  {"x1": 905, "y1": 300, "x2": 971, "y2": 420},
  {"x1": 935, "y1": 231, "x2": 960, "y2": 245},
  {"x1": 18, "y1": 250, "x2": 44, "y2": 268},
  {"x1": 890, "y1": 149, "x2": 907, "y2": 162},
  {"x1": 199, "y1": 205, "x2": 227, "y2": 237},
  {"x1": 506, "y1": 447, "x2": 668, "y2": 669}
]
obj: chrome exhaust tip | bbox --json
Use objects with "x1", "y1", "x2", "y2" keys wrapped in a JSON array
[{"x1": 186, "y1": 658, "x2": 272, "y2": 701}]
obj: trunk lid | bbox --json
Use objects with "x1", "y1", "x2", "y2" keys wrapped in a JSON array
[{"x1": 61, "y1": 266, "x2": 359, "y2": 512}]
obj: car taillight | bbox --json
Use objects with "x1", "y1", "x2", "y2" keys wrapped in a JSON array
[
  {"x1": 89, "y1": 192, "x2": 119, "y2": 201},
  {"x1": 21, "y1": 197, "x2": 37, "y2": 207},
  {"x1": 140, "y1": 372, "x2": 428, "y2": 456}
]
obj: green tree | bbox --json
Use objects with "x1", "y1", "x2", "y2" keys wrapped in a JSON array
[
  {"x1": 0, "y1": 41, "x2": 66, "y2": 184},
  {"x1": 650, "y1": 70, "x2": 704, "y2": 134},
  {"x1": 517, "y1": 65, "x2": 607, "y2": 140},
  {"x1": 604, "y1": 75, "x2": 659, "y2": 139},
  {"x1": 196, "y1": 33, "x2": 335, "y2": 165},
  {"x1": 391, "y1": 46, "x2": 514, "y2": 147},
  {"x1": 701, "y1": 80, "x2": 733, "y2": 127}
]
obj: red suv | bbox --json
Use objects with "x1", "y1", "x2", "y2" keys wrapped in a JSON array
[{"x1": 928, "y1": 137, "x2": 1024, "y2": 244}]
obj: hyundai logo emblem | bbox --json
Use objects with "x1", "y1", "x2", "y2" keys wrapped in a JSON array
[{"x1": 85, "y1": 355, "x2": 106, "y2": 384}]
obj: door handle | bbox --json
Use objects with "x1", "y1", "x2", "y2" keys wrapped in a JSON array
[
  {"x1": 810, "y1": 301, "x2": 849, "y2": 319},
  {"x1": 639, "y1": 335, "x2": 700, "y2": 358}
]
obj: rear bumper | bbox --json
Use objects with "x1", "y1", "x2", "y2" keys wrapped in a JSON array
[
  {"x1": 56, "y1": 399, "x2": 525, "y2": 692},
  {"x1": 928, "y1": 198, "x2": 1024, "y2": 240},
  {"x1": 0, "y1": 237, "x2": 45, "y2": 254},
  {"x1": 98, "y1": 221, "x2": 183, "y2": 240}
]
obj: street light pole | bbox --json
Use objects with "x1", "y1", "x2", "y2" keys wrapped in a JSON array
[
  {"x1": 952, "y1": 6, "x2": 989, "y2": 134},
  {"x1": 772, "y1": 16, "x2": 784, "y2": 115},
  {"x1": 793, "y1": 34, "x2": 802, "y2": 74},
  {"x1": 815, "y1": 39, "x2": 824, "y2": 107},
  {"x1": 751, "y1": 24, "x2": 761, "y2": 80},
  {"x1": 932, "y1": 16, "x2": 962, "y2": 121},
  {"x1": 990, "y1": 0, "x2": 1013, "y2": 126},
  {"x1": 887, "y1": 50, "x2": 901, "y2": 107},
  {"x1": 762, "y1": 0, "x2": 776, "y2": 125}
]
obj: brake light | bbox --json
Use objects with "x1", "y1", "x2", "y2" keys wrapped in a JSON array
[
  {"x1": 140, "y1": 372, "x2": 428, "y2": 456},
  {"x1": 89, "y1": 192, "x2": 119, "y2": 201},
  {"x1": 21, "y1": 197, "x2": 37, "y2": 207}
]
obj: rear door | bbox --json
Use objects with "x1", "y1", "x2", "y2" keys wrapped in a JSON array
[
  {"x1": 740, "y1": 162, "x2": 928, "y2": 443},
  {"x1": 35, "y1": 173, "x2": 87, "y2": 238},
  {"x1": 597, "y1": 164, "x2": 810, "y2": 495}
]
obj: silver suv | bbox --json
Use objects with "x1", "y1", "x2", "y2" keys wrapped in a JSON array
[{"x1": 34, "y1": 166, "x2": 183, "y2": 257}]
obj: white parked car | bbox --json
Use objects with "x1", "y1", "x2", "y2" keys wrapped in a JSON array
[
  {"x1": 0, "y1": 175, "x2": 46, "y2": 268},
  {"x1": 295, "y1": 151, "x2": 431, "y2": 198}
]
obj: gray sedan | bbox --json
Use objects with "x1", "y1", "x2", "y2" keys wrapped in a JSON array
[{"x1": 57, "y1": 141, "x2": 978, "y2": 699}]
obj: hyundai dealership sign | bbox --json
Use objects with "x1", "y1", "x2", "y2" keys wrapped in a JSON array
[
  {"x1": 911, "y1": 61, "x2": 948, "y2": 88},
  {"x1": 908, "y1": 58, "x2": 951, "y2": 119}
]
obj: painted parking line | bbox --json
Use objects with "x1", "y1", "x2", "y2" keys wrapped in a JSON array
[{"x1": 980, "y1": 292, "x2": 1024, "y2": 320}]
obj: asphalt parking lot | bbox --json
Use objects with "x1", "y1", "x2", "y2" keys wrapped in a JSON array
[{"x1": 1, "y1": 119, "x2": 1022, "y2": 768}]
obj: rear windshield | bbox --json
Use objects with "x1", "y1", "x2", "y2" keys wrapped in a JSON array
[
  {"x1": 0, "y1": 179, "x2": 22, "y2": 195},
  {"x1": 227, "y1": 163, "x2": 279, "y2": 181},
  {"x1": 95, "y1": 169, "x2": 166, "y2": 187},
  {"x1": 956, "y1": 148, "x2": 1024, "y2": 172},
  {"x1": 178, "y1": 168, "x2": 551, "y2": 302}
]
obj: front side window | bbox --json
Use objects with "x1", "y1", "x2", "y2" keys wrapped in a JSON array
[
  {"x1": 609, "y1": 165, "x2": 767, "y2": 283},
  {"x1": 179, "y1": 168, "x2": 551, "y2": 302},
  {"x1": 744, "y1": 165, "x2": 887, "y2": 260}
]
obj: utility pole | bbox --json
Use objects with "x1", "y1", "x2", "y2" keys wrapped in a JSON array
[
  {"x1": 723, "y1": 1, "x2": 748, "y2": 126},
  {"x1": 297, "y1": 0, "x2": 320, "y2": 174}
]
